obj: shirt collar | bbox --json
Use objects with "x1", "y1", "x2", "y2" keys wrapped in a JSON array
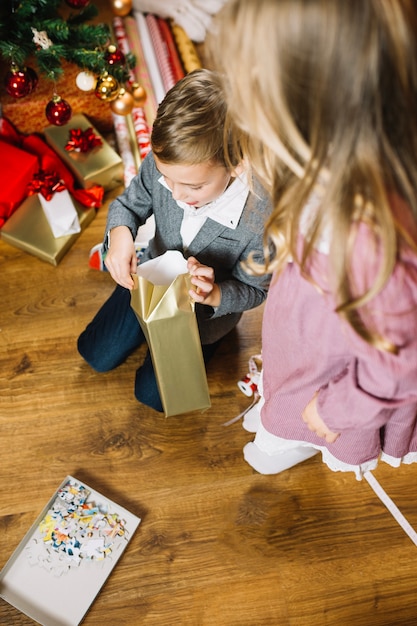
[{"x1": 158, "y1": 172, "x2": 249, "y2": 230}]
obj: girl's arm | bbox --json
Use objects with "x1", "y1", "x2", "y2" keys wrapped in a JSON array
[{"x1": 316, "y1": 239, "x2": 417, "y2": 433}]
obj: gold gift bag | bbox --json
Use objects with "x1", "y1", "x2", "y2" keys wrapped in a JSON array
[{"x1": 130, "y1": 251, "x2": 211, "y2": 417}]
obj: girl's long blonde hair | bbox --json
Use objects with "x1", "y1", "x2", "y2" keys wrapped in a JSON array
[{"x1": 209, "y1": 0, "x2": 417, "y2": 351}]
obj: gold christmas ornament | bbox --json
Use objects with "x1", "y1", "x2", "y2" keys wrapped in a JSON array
[
  {"x1": 132, "y1": 82, "x2": 147, "y2": 107},
  {"x1": 110, "y1": 87, "x2": 134, "y2": 116},
  {"x1": 112, "y1": 0, "x2": 132, "y2": 17},
  {"x1": 95, "y1": 73, "x2": 120, "y2": 101}
]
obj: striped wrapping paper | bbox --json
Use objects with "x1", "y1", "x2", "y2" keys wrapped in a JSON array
[
  {"x1": 132, "y1": 107, "x2": 151, "y2": 159},
  {"x1": 156, "y1": 17, "x2": 185, "y2": 83},
  {"x1": 169, "y1": 20, "x2": 203, "y2": 74},
  {"x1": 123, "y1": 15, "x2": 158, "y2": 128},
  {"x1": 113, "y1": 15, "x2": 151, "y2": 161},
  {"x1": 145, "y1": 13, "x2": 176, "y2": 93},
  {"x1": 112, "y1": 113, "x2": 139, "y2": 188},
  {"x1": 134, "y1": 11, "x2": 166, "y2": 105}
]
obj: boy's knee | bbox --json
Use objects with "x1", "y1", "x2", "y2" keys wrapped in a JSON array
[{"x1": 77, "y1": 334, "x2": 114, "y2": 373}]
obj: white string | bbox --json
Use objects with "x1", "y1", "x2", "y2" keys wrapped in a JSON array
[
  {"x1": 223, "y1": 396, "x2": 259, "y2": 427},
  {"x1": 364, "y1": 471, "x2": 417, "y2": 547}
]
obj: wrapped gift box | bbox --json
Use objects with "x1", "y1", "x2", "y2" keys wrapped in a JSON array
[
  {"x1": 43, "y1": 113, "x2": 123, "y2": 191},
  {"x1": 1, "y1": 193, "x2": 96, "y2": 265},
  {"x1": 0, "y1": 139, "x2": 39, "y2": 226},
  {"x1": 0, "y1": 476, "x2": 141, "y2": 626}
]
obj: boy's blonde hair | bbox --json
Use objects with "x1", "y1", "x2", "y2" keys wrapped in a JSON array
[
  {"x1": 209, "y1": 0, "x2": 417, "y2": 351},
  {"x1": 151, "y1": 68, "x2": 241, "y2": 169}
]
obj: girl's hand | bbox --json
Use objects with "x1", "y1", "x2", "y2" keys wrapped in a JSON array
[
  {"x1": 302, "y1": 392, "x2": 340, "y2": 443},
  {"x1": 187, "y1": 256, "x2": 221, "y2": 307},
  {"x1": 104, "y1": 226, "x2": 137, "y2": 289}
]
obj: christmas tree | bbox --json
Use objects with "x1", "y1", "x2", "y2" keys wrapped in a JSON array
[{"x1": 0, "y1": 0, "x2": 135, "y2": 124}]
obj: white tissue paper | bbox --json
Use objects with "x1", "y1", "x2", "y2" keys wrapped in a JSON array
[{"x1": 39, "y1": 189, "x2": 81, "y2": 238}]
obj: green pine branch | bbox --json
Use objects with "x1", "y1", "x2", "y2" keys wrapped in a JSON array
[{"x1": 0, "y1": 0, "x2": 135, "y2": 86}]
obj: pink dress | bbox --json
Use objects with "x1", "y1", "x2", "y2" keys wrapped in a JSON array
[{"x1": 260, "y1": 196, "x2": 417, "y2": 473}]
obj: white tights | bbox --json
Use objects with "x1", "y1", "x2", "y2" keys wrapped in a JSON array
[{"x1": 242, "y1": 396, "x2": 318, "y2": 475}]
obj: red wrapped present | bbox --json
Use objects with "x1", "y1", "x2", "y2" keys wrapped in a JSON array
[
  {"x1": 0, "y1": 140, "x2": 39, "y2": 227},
  {"x1": 0, "y1": 116, "x2": 103, "y2": 262},
  {"x1": 0, "y1": 115, "x2": 104, "y2": 215}
]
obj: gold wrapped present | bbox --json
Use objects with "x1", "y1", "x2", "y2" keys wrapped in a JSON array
[
  {"x1": 43, "y1": 114, "x2": 123, "y2": 191},
  {"x1": 1, "y1": 194, "x2": 96, "y2": 265},
  {"x1": 130, "y1": 251, "x2": 211, "y2": 417}
]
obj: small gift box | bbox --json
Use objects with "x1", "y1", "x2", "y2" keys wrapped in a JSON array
[
  {"x1": 1, "y1": 193, "x2": 95, "y2": 266},
  {"x1": 0, "y1": 139, "x2": 39, "y2": 227},
  {"x1": 43, "y1": 114, "x2": 123, "y2": 191},
  {"x1": 130, "y1": 250, "x2": 211, "y2": 417},
  {"x1": 27, "y1": 169, "x2": 81, "y2": 239}
]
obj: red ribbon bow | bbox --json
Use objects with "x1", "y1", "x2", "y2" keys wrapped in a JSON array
[
  {"x1": 0, "y1": 116, "x2": 104, "y2": 217},
  {"x1": 27, "y1": 169, "x2": 66, "y2": 201},
  {"x1": 65, "y1": 127, "x2": 103, "y2": 153}
]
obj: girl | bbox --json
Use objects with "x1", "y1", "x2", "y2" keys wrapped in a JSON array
[{"x1": 209, "y1": 0, "x2": 417, "y2": 478}]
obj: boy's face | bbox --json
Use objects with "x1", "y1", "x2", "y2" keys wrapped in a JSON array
[{"x1": 154, "y1": 157, "x2": 232, "y2": 209}]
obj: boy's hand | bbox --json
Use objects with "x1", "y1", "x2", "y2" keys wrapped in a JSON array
[
  {"x1": 302, "y1": 392, "x2": 340, "y2": 443},
  {"x1": 187, "y1": 256, "x2": 221, "y2": 307},
  {"x1": 104, "y1": 226, "x2": 137, "y2": 289}
]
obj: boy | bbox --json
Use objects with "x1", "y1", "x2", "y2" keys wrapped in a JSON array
[{"x1": 77, "y1": 69, "x2": 271, "y2": 412}]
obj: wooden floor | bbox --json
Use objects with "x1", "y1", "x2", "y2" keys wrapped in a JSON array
[{"x1": 1, "y1": 186, "x2": 417, "y2": 626}]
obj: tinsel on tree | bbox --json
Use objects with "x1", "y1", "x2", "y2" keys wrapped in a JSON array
[{"x1": 0, "y1": 0, "x2": 136, "y2": 123}]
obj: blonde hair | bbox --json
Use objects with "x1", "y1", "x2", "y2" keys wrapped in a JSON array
[
  {"x1": 151, "y1": 68, "x2": 241, "y2": 168},
  {"x1": 209, "y1": 0, "x2": 417, "y2": 351}
]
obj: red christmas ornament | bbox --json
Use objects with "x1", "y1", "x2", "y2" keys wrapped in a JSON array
[
  {"x1": 105, "y1": 45, "x2": 125, "y2": 66},
  {"x1": 4, "y1": 66, "x2": 33, "y2": 98},
  {"x1": 45, "y1": 95, "x2": 72, "y2": 126},
  {"x1": 64, "y1": 0, "x2": 91, "y2": 8}
]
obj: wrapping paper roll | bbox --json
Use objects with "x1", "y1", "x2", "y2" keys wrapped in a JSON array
[
  {"x1": 124, "y1": 15, "x2": 158, "y2": 127},
  {"x1": 134, "y1": 11, "x2": 166, "y2": 105},
  {"x1": 156, "y1": 17, "x2": 185, "y2": 83},
  {"x1": 169, "y1": 20, "x2": 202, "y2": 73},
  {"x1": 145, "y1": 13, "x2": 176, "y2": 93},
  {"x1": 113, "y1": 16, "x2": 151, "y2": 161},
  {"x1": 112, "y1": 113, "x2": 139, "y2": 188},
  {"x1": 132, "y1": 107, "x2": 151, "y2": 159}
]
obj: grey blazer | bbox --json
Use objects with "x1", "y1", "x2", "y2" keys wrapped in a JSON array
[{"x1": 105, "y1": 152, "x2": 271, "y2": 344}]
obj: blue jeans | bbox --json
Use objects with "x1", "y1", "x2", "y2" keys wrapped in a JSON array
[{"x1": 77, "y1": 285, "x2": 220, "y2": 412}]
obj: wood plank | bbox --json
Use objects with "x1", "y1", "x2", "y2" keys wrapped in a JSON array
[{"x1": 1, "y1": 184, "x2": 417, "y2": 626}]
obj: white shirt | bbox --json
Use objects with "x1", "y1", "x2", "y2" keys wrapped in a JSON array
[{"x1": 158, "y1": 172, "x2": 249, "y2": 249}]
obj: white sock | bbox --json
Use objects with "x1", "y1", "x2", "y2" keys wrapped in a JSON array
[
  {"x1": 242, "y1": 397, "x2": 264, "y2": 433},
  {"x1": 243, "y1": 441, "x2": 318, "y2": 475}
]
